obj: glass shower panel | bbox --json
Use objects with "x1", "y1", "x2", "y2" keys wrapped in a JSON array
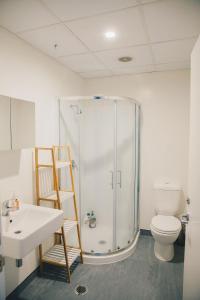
[
  {"x1": 116, "y1": 101, "x2": 136, "y2": 250},
  {"x1": 59, "y1": 100, "x2": 81, "y2": 247},
  {"x1": 79, "y1": 100, "x2": 115, "y2": 253}
]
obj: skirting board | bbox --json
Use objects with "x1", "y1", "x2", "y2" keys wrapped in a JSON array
[
  {"x1": 6, "y1": 268, "x2": 39, "y2": 300},
  {"x1": 140, "y1": 229, "x2": 152, "y2": 236}
]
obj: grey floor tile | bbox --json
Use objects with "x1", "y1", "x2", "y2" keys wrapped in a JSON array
[{"x1": 7, "y1": 236, "x2": 184, "y2": 300}]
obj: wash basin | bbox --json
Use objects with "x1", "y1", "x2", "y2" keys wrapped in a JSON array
[{"x1": 2, "y1": 204, "x2": 64, "y2": 259}]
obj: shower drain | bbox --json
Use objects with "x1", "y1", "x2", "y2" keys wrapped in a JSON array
[
  {"x1": 75, "y1": 285, "x2": 88, "y2": 296},
  {"x1": 99, "y1": 240, "x2": 106, "y2": 244}
]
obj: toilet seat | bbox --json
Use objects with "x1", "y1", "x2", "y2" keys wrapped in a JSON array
[{"x1": 151, "y1": 215, "x2": 181, "y2": 234}]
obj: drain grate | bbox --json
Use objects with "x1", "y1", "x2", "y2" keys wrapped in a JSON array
[
  {"x1": 75, "y1": 285, "x2": 88, "y2": 296},
  {"x1": 99, "y1": 240, "x2": 106, "y2": 245}
]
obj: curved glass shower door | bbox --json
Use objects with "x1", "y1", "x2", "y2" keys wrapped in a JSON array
[
  {"x1": 79, "y1": 100, "x2": 115, "y2": 253},
  {"x1": 116, "y1": 101, "x2": 136, "y2": 250}
]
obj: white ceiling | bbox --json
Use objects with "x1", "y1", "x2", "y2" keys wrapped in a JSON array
[{"x1": 0, "y1": 0, "x2": 199, "y2": 79}]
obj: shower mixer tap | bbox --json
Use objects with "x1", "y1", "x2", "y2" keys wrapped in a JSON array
[{"x1": 84, "y1": 211, "x2": 96, "y2": 228}]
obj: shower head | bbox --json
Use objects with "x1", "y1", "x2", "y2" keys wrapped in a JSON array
[{"x1": 70, "y1": 104, "x2": 82, "y2": 114}]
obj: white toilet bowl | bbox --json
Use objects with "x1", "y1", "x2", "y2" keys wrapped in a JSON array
[{"x1": 150, "y1": 215, "x2": 181, "y2": 261}]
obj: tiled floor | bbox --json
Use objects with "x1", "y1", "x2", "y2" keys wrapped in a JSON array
[{"x1": 7, "y1": 235, "x2": 184, "y2": 300}]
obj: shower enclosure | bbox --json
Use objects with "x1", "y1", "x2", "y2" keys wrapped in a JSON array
[{"x1": 59, "y1": 96, "x2": 140, "y2": 264}]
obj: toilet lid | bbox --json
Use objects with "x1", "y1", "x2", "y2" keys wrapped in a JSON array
[{"x1": 151, "y1": 215, "x2": 181, "y2": 233}]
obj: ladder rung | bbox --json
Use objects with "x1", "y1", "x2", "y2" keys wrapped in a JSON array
[
  {"x1": 37, "y1": 161, "x2": 71, "y2": 169},
  {"x1": 55, "y1": 220, "x2": 77, "y2": 235},
  {"x1": 56, "y1": 161, "x2": 71, "y2": 168},
  {"x1": 37, "y1": 164, "x2": 53, "y2": 168},
  {"x1": 45, "y1": 191, "x2": 74, "y2": 201},
  {"x1": 38, "y1": 198, "x2": 55, "y2": 202},
  {"x1": 42, "y1": 244, "x2": 80, "y2": 267}
]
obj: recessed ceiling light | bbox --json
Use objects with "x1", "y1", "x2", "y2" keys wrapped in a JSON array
[
  {"x1": 118, "y1": 56, "x2": 133, "y2": 62},
  {"x1": 104, "y1": 31, "x2": 116, "y2": 39}
]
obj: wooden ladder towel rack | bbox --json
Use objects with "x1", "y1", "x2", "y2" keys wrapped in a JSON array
[{"x1": 35, "y1": 145, "x2": 83, "y2": 283}]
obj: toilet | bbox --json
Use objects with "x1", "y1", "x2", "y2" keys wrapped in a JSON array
[{"x1": 150, "y1": 182, "x2": 182, "y2": 261}]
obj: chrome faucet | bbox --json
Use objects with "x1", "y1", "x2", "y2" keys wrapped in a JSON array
[
  {"x1": 2, "y1": 199, "x2": 19, "y2": 216},
  {"x1": 84, "y1": 211, "x2": 96, "y2": 228}
]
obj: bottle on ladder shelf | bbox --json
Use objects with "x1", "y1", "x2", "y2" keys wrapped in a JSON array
[{"x1": 35, "y1": 145, "x2": 83, "y2": 283}]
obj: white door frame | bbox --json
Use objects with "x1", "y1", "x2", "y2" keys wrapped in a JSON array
[
  {"x1": 183, "y1": 35, "x2": 200, "y2": 300},
  {"x1": 0, "y1": 209, "x2": 6, "y2": 300}
]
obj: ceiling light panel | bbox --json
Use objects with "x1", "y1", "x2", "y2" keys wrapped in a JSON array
[
  {"x1": 0, "y1": 0, "x2": 58, "y2": 33},
  {"x1": 104, "y1": 31, "x2": 116, "y2": 39},
  {"x1": 18, "y1": 24, "x2": 88, "y2": 58},
  {"x1": 66, "y1": 7, "x2": 148, "y2": 51},
  {"x1": 143, "y1": 0, "x2": 200, "y2": 42},
  {"x1": 42, "y1": 0, "x2": 138, "y2": 21}
]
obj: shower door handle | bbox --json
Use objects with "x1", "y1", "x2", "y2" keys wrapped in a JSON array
[
  {"x1": 117, "y1": 170, "x2": 122, "y2": 188},
  {"x1": 109, "y1": 171, "x2": 114, "y2": 189}
]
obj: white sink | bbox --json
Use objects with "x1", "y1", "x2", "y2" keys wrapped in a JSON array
[{"x1": 2, "y1": 204, "x2": 64, "y2": 259}]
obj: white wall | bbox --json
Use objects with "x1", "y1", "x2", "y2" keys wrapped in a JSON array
[
  {"x1": 0, "y1": 25, "x2": 190, "y2": 295},
  {"x1": 84, "y1": 70, "x2": 190, "y2": 229},
  {"x1": 0, "y1": 27, "x2": 84, "y2": 296}
]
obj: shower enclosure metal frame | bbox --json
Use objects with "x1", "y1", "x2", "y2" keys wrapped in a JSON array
[{"x1": 59, "y1": 96, "x2": 140, "y2": 263}]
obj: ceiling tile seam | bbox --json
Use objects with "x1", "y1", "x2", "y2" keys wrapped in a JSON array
[
  {"x1": 114, "y1": 70, "x2": 155, "y2": 77},
  {"x1": 79, "y1": 65, "x2": 189, "y2": 79},
  {"x1": 38, "y1": 0, "x2": 91, "y2": 57},
  {"x1": 91, "y1": 35, "x2": 198, "y2": 54},
  {"x1": 155, "y1": 67, "x2": 190, "y2": 73},
  {"x1": 113, "y1": 62, "x2": 155, "y2": 68},
  {"x1": 78, "y1": 60, "x2": 190, "y2": 77},
  {"x1": 15, "y1": 22, "x2": 61, "y2": 34},
  {"x1": 58, "y1": 61, "x2": 83, "y2": 74},
  {"x1": 78, "y1": 69, "x2": 114, "y2": 75},
  {"x1": 38, "y1": 0, "x2": 65, "y2": 22},
  {"x1": 148, "y1": 35, "x2": 198, "y2": 46},
  {"x1": 65, "y1": 0, "x2": 162, "y2": 24},
  {"x1": 77, "y1": 64, "x2": 156, "y2": 75},
  {"x1": 55, "y1": 36, "x2": 198, "y2": 60},
  {"x1": 0, "y1": 25, "x2": 84, "y2": 79},
  {"x1": 155, "y1": 60, "x2": 190, "y2": 66},
  {"x1": 80, "y1": 75, "x2": 115, "y2": 79},
  {"x1": 138, "y1": 4, "x2": 157, "y2": 68},
  {"x1": 139, "y1": 0, "x2": 163, "y2": 6},
  {"x1": 112, "y1": 66, "x2": 186, "y2": 77},
  {"x1": 60, "y1": 23, "x2": 110, "y2": 72},
  {"x1": 12, "y1": 0, "x2": 62, "y2": 34},
  {"x1": 92, "y1": 52, "x2": 114, "y2": 73},
  {"x1": 79, "y1": 64, "x2": 190, "y2": 78},
  {"x1": 42, "y1": 3, "x2": 149, "y2": 24}
]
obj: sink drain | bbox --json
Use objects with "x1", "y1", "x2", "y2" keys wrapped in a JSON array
[
  {"x1": 14, "y1": 230, "x2": 22, "y2": 234},
  {"x1": 75, "y1": 285, "x2": 88, "y2": 296}
]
